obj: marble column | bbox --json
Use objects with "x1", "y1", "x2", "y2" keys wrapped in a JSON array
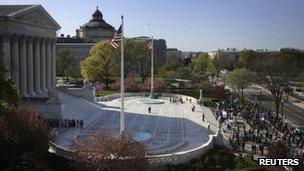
[
  {"x1": 46, "y1": 39, "x2": 52, "y2": 91},
  {"x1": 33, "y1": 37, "x2": 42, "y2": 95},
  {"x1": 19, "y1": 36, "x2": 28, "y2": 97},
  {"x1": 51, "y1": 39, "x2": 56, "y2": 89},
  {"x1": 26, "y1": 37, "x2": 36, "y2": 96},
  {"x1": 2, "y1": 34, "x2": 11, "y2": 77},
  {"x1": 40, "y1": 39, "x2": 47, "y2": 93},
  {"x1": 11, "y1": 35, "x2": 20, "y2": 88}
]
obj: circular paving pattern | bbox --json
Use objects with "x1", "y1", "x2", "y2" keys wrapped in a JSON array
[{"x1": 71, "y1": 97, "x2": 215, "y2": 155}]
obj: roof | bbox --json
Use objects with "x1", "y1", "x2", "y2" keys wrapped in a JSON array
[
  {"x1": 81, "y1": 7, "x2": 114, "y2": 29},
  {"x1": 0, "y1": 5, "x2": 34, "y2": 16},
  {"x1": 0, "y1": 4, "x2": 60, "y2": 29}
]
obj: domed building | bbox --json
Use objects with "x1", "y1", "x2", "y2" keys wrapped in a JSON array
[
  {"x1": 56, "y1": 7, "x2": 116, "y2": 63},
  {"x1": 77, "y1": 7, "x2": 115, "y2": 43},
  {"x1": 56, "y1": 6, "x2": 167, "y2": 70}
]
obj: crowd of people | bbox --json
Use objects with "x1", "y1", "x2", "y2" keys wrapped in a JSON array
[
  {"x1": 46, "y1": 118, "x2": 84, "y2": 129},
  {"x1": 169, "y1": 97, "x2": 185, "y2": 104},
  {"x1": 214, "y1": 93, "x2": 304, "y2": 159}
]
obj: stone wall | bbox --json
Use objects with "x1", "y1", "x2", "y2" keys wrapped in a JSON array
[
  {"x1": 49, "y1": 131, "x2": 220, "y2": 168},
  {"x1": 20, "y1": 99, "x2": 64, "y2": 119},
  {"x1": 98, "y1": 92, "x2": 198, "y2": 103},
  {"x1": 56, "y1": 43, "x2": 93, "y2": 63},
  {"x1": 58, "y1": 87, "x2": 96, "y2": 103}
]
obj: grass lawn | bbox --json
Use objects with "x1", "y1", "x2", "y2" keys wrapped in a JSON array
[
  {"x1": 96, "y1": 89, "x2": 119, "y2": 97},
  {"x1": 203, "y1": 96, "x2": 215, "y2": 102}
]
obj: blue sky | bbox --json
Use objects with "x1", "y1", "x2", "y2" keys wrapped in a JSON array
[{"x1": 2, "y1": 0, "x2": 304, "y2": 51}]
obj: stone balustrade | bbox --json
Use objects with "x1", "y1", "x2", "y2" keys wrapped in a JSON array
[{"x1": 49, "y1": 131, "x2": 219, "y2": 168}]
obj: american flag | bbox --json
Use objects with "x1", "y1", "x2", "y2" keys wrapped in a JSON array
[{"x1": 111, "y1": 25, "x2": 122, "y2": 49}]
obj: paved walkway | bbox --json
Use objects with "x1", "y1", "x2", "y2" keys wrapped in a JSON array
[
  {"x1": 221, "y1": 116, "x2": 269, "y2": 160},
  {"x1": 54, "y1": 91, "x2": 218, "y2": 155}
]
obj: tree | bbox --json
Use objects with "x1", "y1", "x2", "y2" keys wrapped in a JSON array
[
  {"x1": 72, "y1": 132, "x2": 148, "y2": 171},
  {"x1": 267, "y1": 141, "x2": 291, "y2": 158},
  {"x1": 192, "y1": 53, "x2": 210, "y2": 77},
  {"x1": 0, "y1": 63, "x2": 19, "y2": 114},
  {"x1": 81, "y1": 41, "x2": 118, "y2": 87},
  {"x1": 0, "y1": 108, "x2": 50, "y2": 170},
  {"x1": 121, "y1": 39, "x2": 152, "y2": 79},
  {"x1": 56, "y1": 49, "x2": 76, "y2": 77},
  {"x1": 238, "y1": 50, "x2": 258, "y2": 69},
  {"x1": 228, "y1": 68, "x2": 253, "y2": 100},
  {"x1": 142, "y1": 79, "x2": 167, "y2": 92},
  {"x1": 158, "y1": 58, "x2": 183, "y2": 73},
  {"x1": 194, "y1": 80, "x2": 213, "y2": 97},
  {"x1": 64, "y1": 63, "x2": 82, "y2": 81},
  {"x1": 81, "y1": 39, "x2": 152, "y2": 86},
  {"x1": 157, "y1": 59, "x2": 183, "y2": 82},
  {"x1": 177, "y1": 66, "x2": 192, "y2": 79},
  {"x1": 241, "y1": 48, "x2": 304, "y2": 115},
  {"x1": 299, "y1": 72, "x2": 304, "y2": 84},
  {"x1": 209, "y1": 55, "x2": 228, "y2": 77},
  {"x1": 132, "y1": 41, "x2": 150, "y2": 84}
]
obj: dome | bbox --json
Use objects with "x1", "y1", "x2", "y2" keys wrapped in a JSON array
[
  {"x1": 82, "y1": 6, "x2": 114, "y2": 29},
  {"x1": 92, "y1": 6, "x2": 103, "y2": 21}
]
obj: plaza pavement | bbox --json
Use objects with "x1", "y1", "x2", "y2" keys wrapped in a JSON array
[{"x1": 55, "y1": 91, "x2": 218, "y2": 154}]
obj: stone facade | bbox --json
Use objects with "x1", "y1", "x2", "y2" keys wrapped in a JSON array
[
  {"x1": 78, "y1": 6, "x2": 115, "y2": 43},
  {"x1": 56, "y1": 7, "x2": 115, "y2": 64},
  {"x1": 133, "y1": 36, "x2": 167, "y2": 63},
  {"x1": 56, "y1": 43, "x2": 93, "y2": 63},
  {"x1": 0, "y1": 5, "x2": 62, "y2": 118},
  {"x1": 0, "y1": 5, "x2": 60, "y2": 98}
]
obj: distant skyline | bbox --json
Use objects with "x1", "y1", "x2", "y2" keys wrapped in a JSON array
[{"x1": 1, "y1": 0, "x2": 304, "y2": 51}]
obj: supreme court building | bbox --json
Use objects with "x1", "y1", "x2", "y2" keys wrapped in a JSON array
[{"x1": 0, "y1": 5, "x2": 63, "y2": 118}]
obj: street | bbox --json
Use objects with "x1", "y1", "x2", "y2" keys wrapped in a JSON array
[{"x1": 244, "y1": 86, "x2": 304, "y2": 128}]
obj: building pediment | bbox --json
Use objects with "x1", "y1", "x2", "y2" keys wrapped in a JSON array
[{"x1": 9, "y1": 5, "x2": 61, "y2": 30}]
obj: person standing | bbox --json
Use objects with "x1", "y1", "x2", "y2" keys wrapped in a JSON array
[
  {"x1": 202, "y1": 113, "x2": 205, "y2": 122},
  {"x1": 148, "y1": 106, "x2": 151, "y2": 113}
]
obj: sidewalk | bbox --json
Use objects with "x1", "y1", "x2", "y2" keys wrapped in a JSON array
[{"x1": 221, "y1": 115, "x2": 269, "y2": 160}]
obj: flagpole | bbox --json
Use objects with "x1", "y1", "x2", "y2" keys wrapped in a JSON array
[
  {"x1": 150, "y1": 36, "x2": 154, "y2": 99},
  {"x1": 120, "y1": 15, "x2": 125, "y2": 135}
]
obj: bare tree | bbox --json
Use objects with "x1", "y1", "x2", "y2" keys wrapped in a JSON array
[
  {"x1": 72, "y1": 132, "x2": 148, "y2": 171},
  {"x1": 0, "y1": 108, "x2": 50, "y2": 170}
]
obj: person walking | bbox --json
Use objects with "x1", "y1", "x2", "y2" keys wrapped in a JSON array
[
  {"x1": 207, "y1": 122, "x2": 210, "y2": 130},
  {"x1": 202, "y1": 113, "x2": 205, "y2": 122},
  {"x1": 148, "y1": 106, "x2": 151, "y2": 113}
]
